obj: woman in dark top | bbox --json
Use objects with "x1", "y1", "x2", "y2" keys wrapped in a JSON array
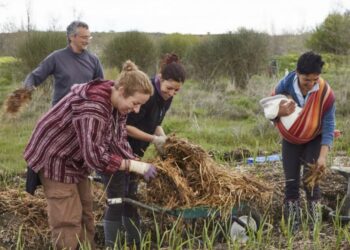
[{"x1": 102, "y1": 54, "x2": 186, "y2": 248}]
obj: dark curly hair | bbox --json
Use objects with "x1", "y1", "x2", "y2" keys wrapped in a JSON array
[
  {"x1": 159, "y1": 53, "x2": 186, "y2": 83},
  {"x1": 296, "y1": 51, "x2": 324, "y2": 74}
]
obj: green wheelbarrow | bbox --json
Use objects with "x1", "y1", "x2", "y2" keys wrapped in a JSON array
[{"x1": 107, "y1": 197, "x2": 262, "y2": 243}]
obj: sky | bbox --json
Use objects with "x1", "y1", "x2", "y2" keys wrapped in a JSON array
[{"x1": 0, "y1": 0, "x2": 349, "y2": 35}]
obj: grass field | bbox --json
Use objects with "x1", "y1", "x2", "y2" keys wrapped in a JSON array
[
  {"x1": 1, "y1": 60, "x2": 350, "y2": 172},
  {"x1": 1, "y1": 57, "x2": 350, "y2": 249}
]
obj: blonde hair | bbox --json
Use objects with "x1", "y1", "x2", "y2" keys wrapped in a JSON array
[{"x1": 114, "y1": 60, "x2": 153, "y2": 97}]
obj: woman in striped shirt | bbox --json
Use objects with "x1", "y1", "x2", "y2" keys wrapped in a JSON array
[{"x1": 24, "y1": 60, "x2": 157, "y2": 250}]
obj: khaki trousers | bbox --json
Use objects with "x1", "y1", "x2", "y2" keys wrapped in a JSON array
[{"x1": 39, "y1": 172, "x2": 95, "y2": 250}]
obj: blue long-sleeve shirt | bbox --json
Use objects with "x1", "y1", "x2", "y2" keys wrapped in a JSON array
[
  {"x1": 24, "y1": 46, "x2": 104, "y2": 105},
  {"x1": 275, "y1": 71, "x2": 335, "y2": 146}
]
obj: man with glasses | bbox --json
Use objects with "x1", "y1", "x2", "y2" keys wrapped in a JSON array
[{"x1": 23, "y1": 20, "x2": 104, "y2": 105}]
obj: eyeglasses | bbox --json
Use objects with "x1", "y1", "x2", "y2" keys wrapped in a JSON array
[{"x1": 77, "y1": 35, "x2": 93, "y2": 40}]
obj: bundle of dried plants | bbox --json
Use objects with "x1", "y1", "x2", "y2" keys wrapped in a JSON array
[
  {"x1": 3, "y1": 88, "x2": 32, "y2": 116},
  {"x1": 0, "y1": 184, "x2": 106, "y2": 249},
  {"x1": 139, "y1": 136, "x2": 273, "y2": 214},
  {"x1": 303, "y1": 163, "x2": 326, "y2": 191}
]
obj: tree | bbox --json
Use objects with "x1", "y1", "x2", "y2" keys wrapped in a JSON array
[
  {"x1": 158, "y1": 33, "x2": 198, "y2": 61},
  {"x1": 25, "y1": 0, "x2": 34, "y2": 32},
  {"x1": 103, "y1": 31, "x2": 156, "y2": 74},
  {"x1": 188, "y1": 29, "x2": 269, "y2": 90},
  {"x1": 187, "y1": 36, "x2": 221, "y2": 87},
  {"x1": 216, "y1": 28, "x2": 269, "y2": 89},
  {"x1": 16, "y1": 31, "x2": 66, "y2": 71},
  {"x1": 306, "y1": 11, "x2": 350, "y2": 55}
]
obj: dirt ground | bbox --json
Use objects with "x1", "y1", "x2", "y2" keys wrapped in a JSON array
[{"x1": 0, "y1": 157, "x2": 349, "y2": 249}]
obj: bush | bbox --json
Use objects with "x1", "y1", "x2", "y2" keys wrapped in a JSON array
[
  {"x1": 102, "y1": 31, "x2": 157, "y2": 74},
  {"x1": 276, "y1": 53, "x2": 299, "y2": 74},
  {"x1": 276, "y1": 53, "x2": 349, "y2": 76},
  {"x1": 158, "y1": 33, "x2": 198, "y2": 79},
  {"x1": 188, "y1": 29, "x2": 269, "y2": 90},
  {"x1": 158, "y1": 33, "x2": 198, "y2": 61},
  {"x1": 16, "y1": 31, "x2": 66, "y2": 72},
  {"x1": 215, "y1": 28, "x2": 269, "y2": 90},
  {"x1": 187, "y1": 36, "x2": 221, "y2": 87},
  {"x1": 306, "y1": 11, "x2": 350, "y2": 55}
]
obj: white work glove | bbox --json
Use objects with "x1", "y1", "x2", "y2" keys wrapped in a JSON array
[
  {"x1": 152, "y1": 135, "x2": 167, "y2": 154},
  {"x1": 129, "y1": 160, "x2": 157, "y2": 181}
]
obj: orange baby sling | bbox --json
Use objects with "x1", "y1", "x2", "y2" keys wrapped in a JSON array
[{"x1": 275, "y1": 78, "x2": 335, "y2": 144}]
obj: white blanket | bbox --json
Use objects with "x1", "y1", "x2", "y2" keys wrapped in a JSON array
[{"x1": 259, "y1": 95, "x2": 302, "y2": 130}]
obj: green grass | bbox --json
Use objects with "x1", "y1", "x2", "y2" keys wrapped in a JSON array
[
  {"x1": 0, "y1": 76, "x2": 51, "y2": 174},
  {"x1": 0, "y1": 47, "x2": 350, "y2": 250},
  {"x1": 0, "y1": 56, "x2": 17, "y2": 64},
  {"x1": 0, "y1": 118, "x2": 34, "y2": 173},
  {"x1": 0, "y1": 57, "x2": 25, "y2": 106},
  {"x1": 1, "y1": 57, "x2": 350, "y2": 249},
  {"x1": 162, "y1": 116, "x2": 280, "y2": 153},
  {"x1": 1, "y1": 60, "x2": 350, "y2": 173}
]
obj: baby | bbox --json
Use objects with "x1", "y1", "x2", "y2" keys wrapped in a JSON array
[{"x1": 259, "y1": 94, "x2": 302, "y2": 130}]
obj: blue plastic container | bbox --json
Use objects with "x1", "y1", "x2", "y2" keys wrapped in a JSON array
[{"x1": 247, "y1": 154, "x2": 281, "y2": 164}]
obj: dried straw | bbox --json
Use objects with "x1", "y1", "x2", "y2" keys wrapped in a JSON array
[
  {"x1": 3, "y1": 88, "x2": 32, "y2": 115},
  {"x1": 0, "y1": 184, "x2": 106, "y2": 248},
  {"x1": 139, "y1": 136, "x2": 273, "y2": 214},
  {"x1": 303, "y1": 163, "x2": 326, "y2": 190},
  {"x1": 0, "y1": 189, "x2": 49, "y2": 248}
]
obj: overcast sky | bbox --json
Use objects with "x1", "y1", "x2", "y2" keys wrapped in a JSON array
[{"x1": 0, "y1": 0, "x2": 349, "y2": 34}]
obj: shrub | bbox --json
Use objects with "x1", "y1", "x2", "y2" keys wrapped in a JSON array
[
  {"x1": 187, "y1": 36, "x2": 221, "y2": 87},
  {"x1": 215, "y1": 28, "x2": 269, "y2": 90},
  {"x1": 276, "y1": 53, "x2": 348, "y2": 76},
  {"x1": 275, "y1": 53, "x2": 299, "y2": 75},
  {"x1": 306, "y1": 11, "x2": 350, "y2": 55},
  {"x1": 158, "y1": 33, "x2": 198, "y2": 61},
  {"x1": 102, "y1": 31, "x2": 157, "y2": 74},
  {"x1": 188, "y1": 29, "x2": 269, "y2": 90},
  {"x1": 16, "y1": 31, "x2": 66, "y2": 72}
]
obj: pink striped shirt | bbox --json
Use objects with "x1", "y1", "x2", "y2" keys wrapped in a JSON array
[{"x1": 24, "y1": 79, "x2": 135, "y2": 183}]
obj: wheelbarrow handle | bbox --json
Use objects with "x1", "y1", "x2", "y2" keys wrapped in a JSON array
[{"x1": 108, "y1": 197, "x2": 169, "y2": 214}]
